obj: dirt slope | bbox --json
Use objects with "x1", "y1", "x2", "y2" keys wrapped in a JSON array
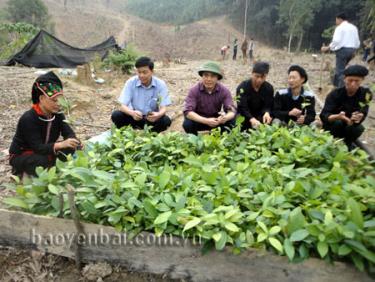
[
  {"x1": 50, "y1": 2, "x2": 250, "y2": 60},
  {"x1": 0, "y1": 0, "x2": 276, "y2": 60}
]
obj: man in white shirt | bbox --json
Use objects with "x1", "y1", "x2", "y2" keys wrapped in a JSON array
[{"x1": 321, "y1": 13, "x2": 360, "y2": 88}]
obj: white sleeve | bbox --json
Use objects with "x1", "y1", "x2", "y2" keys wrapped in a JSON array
[{"x1": 329, "y1": 26, "x2": 342, "y2": 51}]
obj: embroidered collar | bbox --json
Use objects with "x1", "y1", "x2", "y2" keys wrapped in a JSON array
[{"x1": 32, "y1": 104, "x2": 56, "y2": 121}]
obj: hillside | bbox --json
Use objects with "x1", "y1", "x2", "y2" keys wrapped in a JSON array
[
  {"x1": 45, "y1": 0, "x2": 250, "y2": 60},
  {"x1": 0, "y1": 0, "x2": 262, "y2": 60}
]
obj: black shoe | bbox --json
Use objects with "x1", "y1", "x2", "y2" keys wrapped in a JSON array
[{"x1": 346, "y1": 142, "x2": 356, "y2": 151}]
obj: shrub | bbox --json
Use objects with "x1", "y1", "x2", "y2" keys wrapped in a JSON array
[
  {"x1": 102, "y1": 44, "x2": 139, "y2": 74},
  {"x1": 0, "y1": 22, "x2": 38, "y2": 61}
]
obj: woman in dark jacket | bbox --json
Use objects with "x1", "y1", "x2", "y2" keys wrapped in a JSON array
[
  {"x1": 273, "y1": 65, "x2": 316, "y2": 126},
  {"x1": 9, "y1": 71, "x2": 81, "y2": 176}
]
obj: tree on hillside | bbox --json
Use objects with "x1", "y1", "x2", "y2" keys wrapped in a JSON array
[
  {"x1": 278, "y1": 0, "x2": 322, "y2": 53},
  {"x1": 360, "y1": 0, "x2": 375, "y2": 36},
  {"x1": 242, "y1": 0, "x2": 282, "y2": 46},
  {"x1": 6, "y1": 0, "x2": 52, "y2": 30},
  {"x1": 0, "y1": 22, "x2": 38, "y2": 61},
  {"x1": 122, "y1": 0, "x2": 362, "y2": 51},
  {"x1": 125, "y1": 0, "x2": 232, "y2": 25}
]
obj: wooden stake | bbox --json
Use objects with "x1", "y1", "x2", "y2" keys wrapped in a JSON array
[
  {"x1": 319, "y1": 45, "x2": 326, "y2": 93},
  {"x1": 67, "y1": 184, "x2": 84, "y2": 270},
  {"x1": 76, "y1": 64, "x2": 93, "y2": 85},
  {"x1": 58, "y1": 193, "x2": 64, "y2": 218}
]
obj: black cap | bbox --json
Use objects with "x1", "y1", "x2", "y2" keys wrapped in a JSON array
[
  {"x1": 288, "y1": 65, "x2": 308, "y2": 84},
  {"x1": 252, "y1": 62, "x2": 270, "y2": 75},
  {"x1": 336, "y1": 13, "x2": 347, "y2": 20},
  {"x1": 344, "y1": 65, "x2": 369, "y2": 78},
  {"x1": 31, "y1": 71, "x2": 62, "y2": 104}
]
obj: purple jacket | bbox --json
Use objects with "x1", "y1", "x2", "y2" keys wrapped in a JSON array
[{"x1": 184, "y1": 82, "x2": 235, "y2": 118}]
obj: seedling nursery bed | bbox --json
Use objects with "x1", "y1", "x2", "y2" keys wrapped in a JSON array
[{"x1": 1, "y1": 125, "x2": 375, "y2": 281}]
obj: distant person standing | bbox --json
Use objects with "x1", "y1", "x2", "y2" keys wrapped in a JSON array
[
  {"x1": 321, "y1": 13, "x2": 360, "y2": 88},
  {"x1": 241, "y1": 38, "x2": 249, "y2": 64},
  {"x1": 367, "y1": 39, "x2": 375, "y2": 64},
  {"x1": 232, "y1": 38, "x2": 238, "y2": 60},
  {"x1": 221, "y1": 45, "x2": 230, "y2": 60},
  {"x1": 362, "y1": 38, "x2": 372, "y2": 62},
  {"x1": 248, "y1": 38, "x2": 255, "y2": 62}
]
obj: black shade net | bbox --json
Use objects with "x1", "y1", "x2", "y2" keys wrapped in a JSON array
[{"x1": 5, "y1": 30, "x2": 119, "y2": 68}]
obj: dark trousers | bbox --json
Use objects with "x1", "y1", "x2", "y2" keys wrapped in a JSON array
[
  {"x1": 183, "y1": 117, "x2": 235, "y2": 135},
  {"x1": 241, "y1": 49, "x2": 247, "y2": 59},
  {"x1": 233, "y1": 47, "x2": 237, "y2": 60},
  {"x1": 10, "y1": 148, "x2": 75, "y2": 176},
  {"x1": 323, "y1": 120, "x2": 365, "y2": 146},
  {"x1": 240, "y1": 115, "x2": 263, "y2": 131},
  {"x1": 334, "y1": 47, "x2": 355, "y2": 87},
  {"x1": 111, "y1": 110, "x2": 171, "y2": 133},
  {"x1": 363, "y1": 48, "x2": 371, "y2": 61}
]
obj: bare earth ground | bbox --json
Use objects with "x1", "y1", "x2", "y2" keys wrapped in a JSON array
[
  {"x1": 0, "y1": 1, "x2": 374, "y2": 281},
  {"x1": 0, "y1": 247, "x2": 177, "y2": 282}
]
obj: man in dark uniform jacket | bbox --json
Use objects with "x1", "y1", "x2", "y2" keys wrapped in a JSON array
[
  {"x1": 273, "y1": 65, "x2": 316, "y2": 126},
  {"x1": 320, "y1": 65, "x2": 372, "y2": 148},
  {"x1": 9, "y1": 72, "x2": 81, "y2": 176},
  {"x1": 236, "y1": 62, "x2": 274, "y2": 130}
]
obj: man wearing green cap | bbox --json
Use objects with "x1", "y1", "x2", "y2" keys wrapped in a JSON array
[{"x1": 183, "y1": 61, "x2": 236, "y2": 135}]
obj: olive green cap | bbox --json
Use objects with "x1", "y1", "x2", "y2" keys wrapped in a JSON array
[{"x1": 198, "y1": 61, "x2": 223, "y2": 80}]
